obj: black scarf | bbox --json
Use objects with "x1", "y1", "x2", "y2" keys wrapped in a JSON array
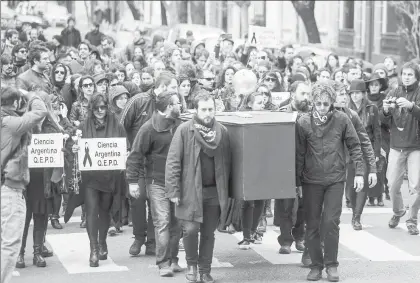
[
  {"x1": 82, "y1": 111, "x2": 125, "y2": 139},
  {"x1": 192, "y1": 114, "x2": 222, "y2": 157}
]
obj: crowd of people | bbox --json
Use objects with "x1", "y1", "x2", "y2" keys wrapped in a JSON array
[{"x1": 1, "y1": 15, "x2": 420, "y2": 283}]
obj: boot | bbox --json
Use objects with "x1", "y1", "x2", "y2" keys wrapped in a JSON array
[
  {"x1": 16, "y1": 253, "x2": 25, "y2": 269},
  {"x1": 33, "y1": 245, "x2": 46, "y2": 267},
  {"x1": 51, "y1": 219, "x2": 63, "y2": 229},
  {"x1": 352, "y1": 215, "x2": 362, "y2": 231},
  {"x1": 42, "y1": 245, "x2": 53, "y2": 257},
  {"x1": 98, "y1": 242, "x2": 108, "y2": 260},
  {"x1": 185, "y1": 265, "x2": 197, "y2": 283},
  {"x1": 89, "y1": 243, "x2": 99, "y2": 267}
]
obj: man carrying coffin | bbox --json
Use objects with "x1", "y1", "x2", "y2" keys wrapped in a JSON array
[{"x1": 166, "y1": 91, "x2": 232, "y2": 283}]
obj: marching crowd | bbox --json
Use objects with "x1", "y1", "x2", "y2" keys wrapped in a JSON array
[{"x1": 1, "y1": 15, "x2": 420, "y2": 283}]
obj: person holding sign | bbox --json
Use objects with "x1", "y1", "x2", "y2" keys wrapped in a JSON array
[
  {"x1": 126, "y1": 91, "x2": 183, "y2": 277},
  {"x1": 1, "y1": 86, "x2": 47, "y2": 283},
  {"x1": 166, "y1": 92, "x2": 232, "y2": 283},
  {"x1": 71, "y1": 92, "x2": 126, "y2": 267}
]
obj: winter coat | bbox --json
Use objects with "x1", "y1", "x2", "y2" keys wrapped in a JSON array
[
  {"x1": 165, "y1": 119, "x2": 231, "y2": 225},
  {"x1": 1, "y1": 96, "x2": 48, "y2": 190},
  {"x1": 60, "y1": 27, "x2": 82, "y2": 48},
  {"x1": 16, "y1": 68, "x2": 54, "y2": 93},
  {"x1": 85, "y1": 30, "x2": 104, "y2": 47},
  {"x1": 124, "y1": 38, "x2": 152, "y2": 62},
  {"x1": 1, "y1": 72, "x2": 17, "y2": 88},
  {"x1": 296, "y1": 110, "x2": 364, "y2": 186},
  {"x1": 380, "y1": 83, "x2": 420, "y2": 150}
]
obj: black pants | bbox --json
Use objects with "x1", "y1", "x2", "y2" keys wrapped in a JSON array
[
  {"x1": 346, "y1": 165, "x2": 368, "y2": 216},
  {"x1": 85, "y1": 187, "x2": 113, "y2": 245},
  {"x1": 181, "y1": 203, "x2": 220, "y2": 275},
  {"x1": 303, "y1": 182, "x2": 344, "y2": 269},
  {"x1": 130, "y1": 195, "x2": 155, "y2": 242},
  {"x1": 20, "y1": 198, "x2": 47, "y2": 255},
  {"x1": 48, "y1": 194, "x2": 62, "y2": 220},
  {"x1": 241, "y1": 200, "x2": 264, "y2": 239},
  {"x1": 275, "y1": 198, "x2": 305, "y2": 246}
]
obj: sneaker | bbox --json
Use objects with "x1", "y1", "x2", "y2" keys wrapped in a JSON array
[
  {"x1": 200, "y1": 273, "x2": 215, "y2": 283},
  {"x1": 301, "y1": 248, "x2": 312, "y2": 267},
  {"x1": 108, "y1": 227, "x2": 117, "y2": 236},
  {"x1": 295, "y1": 240, "x2": 305, "y2": 252},
  {"x1": 326, "y1": 266, "x2": 339, "y2": 282},
  {"x1": 170, "y1": 262, "x2": 182, "y2": 273},
  {"x1": 279, "y1": 245, "x2": 291, "y2": 254},
  {"x1": 389, "y1": 210, "x2": 406, "y2": 228},
  {"x1": 257, "y1": 218, "x2": 267, "y2": 233},
  {"x1": 252, "y1": 233, "x2": 263, "y2": 244},
  {"x1": 307, "y1": 268, "x2": 322, "y2": 281},
  {"x1": 129, "y1": 238, "x2": 144, "y2": 256},
  {"x1": 159, "y1": 266, "x2": 173, "y2": 277},
  {"x1": 238, "y1": 239, "x2": 252, "y2": 250},
  {"x1": 406, "y1": 221, "x2": 419, "y2": 235}
]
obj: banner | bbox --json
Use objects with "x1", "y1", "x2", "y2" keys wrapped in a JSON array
[
  {"x1": 271, "y1": 92, "x2": 291, "y2": 106},
  {"x1": 28, "y1": 133, "x2": 64, "y2": 168},
  {"x1": 78, "y1": 138, "x2": 127, "y2": 171},
  {"x1": 247, "y1": 25, "x2": 282, "y2": 49}
]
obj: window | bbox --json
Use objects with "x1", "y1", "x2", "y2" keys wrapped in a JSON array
[
  {"x1": 385, "y1": 3, "x2": 399, "y2": 33},
  {"x1": 252, "y1": 1, "x2": 266, "y2": 27},
  {"x1": 343, "y1": 1, "x2": 354, "y2": 29}
]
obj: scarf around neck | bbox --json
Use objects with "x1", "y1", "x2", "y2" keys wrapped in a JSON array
[
  {"x1": 311, "y1": 108, "x2": 335, "y2": 138},
  {"x1": 192, "y1": 114, "x2": 222, "y2": 157}
]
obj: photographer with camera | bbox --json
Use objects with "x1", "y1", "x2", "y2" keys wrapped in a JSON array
[{"x1": 381, "y1": 62, "x2": 420, "y2": 236}]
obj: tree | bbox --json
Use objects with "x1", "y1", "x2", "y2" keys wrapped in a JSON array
[
  {"x1": 126, "y1": 1, "x2": 142, "y2": 21},
  {"x1": 291, "y1": 0, "x2": 321, "y2": 44},
  {"x1": 190, "y1": 1, "x2": 206, "y2": 25},
  {"x1": 235, "y1": 1, "x2": 251, "y2": 37},
  {"x1": 177, "y1": 1, "x2": 188, "y2": 24},
  {"x1": 161, "y1": 1, "x2": 180, "y2": 25},
  {"x1": 391, "y1": 1, "x2": 420, "y2": 59}
]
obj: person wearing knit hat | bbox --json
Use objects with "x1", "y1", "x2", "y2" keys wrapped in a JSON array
[
  {"x1": 296, "y1": 80, "x2": 364, "y2": 282},
  {"x1": 373, "y1": 63, "x2": 388, "y2": 79},
  {"x1": 94, "y1": 72, "x2": 109, "y2": 96}
]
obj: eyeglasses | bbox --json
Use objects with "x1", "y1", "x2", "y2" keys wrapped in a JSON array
[
  {"x1": 97, "y1": 81, "x2": 109, "y2": 87},
  {"x1": 203, "y1": 78, "x2": 215, "y2": 81},
  {"x1": 315, "y1": 102, "x2": 331, "y2": 107},
  {"x1": 19, "y1": 50, "x2": 27, "y2": 54},
  {"x1": 265, "y1": 77, "x2": 276, "y2": 82},
  {"x1": 55, "y1": 70, "x2": 65, "y2": 75},
  {"x1": 258, "y1": 56, "x2": 266, "y2": 60},
  {"x1": 94, "y1": 105, "x2": 107, "y2": 111},
  {"x1": 82, "y1": 83, "x2": 94, "y2": 88},
  {"x1": 259, "y1": 91, "x2": 269, "y2": 96}
]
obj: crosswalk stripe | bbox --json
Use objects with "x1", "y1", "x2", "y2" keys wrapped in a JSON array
[
  {"x1": 12, "y1": 271, "x2": 20, "y2": 277},
  {"x1": 47, "y1": 233, "x2": 129, "y2": 274},
  {"x1": 341, "y1": 207, "x2": 393, "y2": 214},
  {"x1": 148, "y1": 251, "x2": 233, "y2": 269},
  {"x1": 339, "y1": 224, "x2": 420, "y2": 261}
]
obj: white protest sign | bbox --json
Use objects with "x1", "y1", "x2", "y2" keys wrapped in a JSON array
[
  {"x1": 271, "y1": 92, "x2": 291, "y2": 106},
  {"x1": 28, "y1": 133, "x2": 64, "y2": 168},
  {"x1": 247, "y1": 25, "x2": 282, "y2": 49},
  {"x1": 78, "y1": 138, "x2": 127, "y2": 171}
]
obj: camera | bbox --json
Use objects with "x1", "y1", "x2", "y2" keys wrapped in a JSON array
[{"x1": 384, "y1": 97, "x2": 398, "y2": 109}]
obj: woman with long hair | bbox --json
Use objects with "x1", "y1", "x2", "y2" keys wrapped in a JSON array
[
  {"x1": 50, "y1": 63, "x2": 68, "y2": 95},
  {"x1": 325, "y1": 53, "x2": 340, "y2": 74},
  {"x1": 257, "y1": 83, "x2": 279, "y2": 111},
  {"x1": 72, "y1": 93, "x2": 126, "y2": 267},
  {"x1": 261, "y1": 71, "x2": 285, "y2": 92}
]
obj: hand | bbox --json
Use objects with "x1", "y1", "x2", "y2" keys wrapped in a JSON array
[
  {"x1": 396, "y1": 97, "x2": 414, "y2": 109},
  {"x1": 170, "y1": 197, "x2": 180, "y2": 206},
  {"x1": 74, "y1": 120, "x2": 80, "y2": 127},
  {"x1": 368, "y1": 173, "x2": 377, "y2": 188},
  {"x1": 60, "y1": 104, "x2": 68, "y2": 117},
  {"x1": 63, "y1": 133, "x2": 70, "y2": 140},
  {"x1": 65, "y1": 76, "x2": 71, "y2": 84},
  {"x1": 383, "y1": 99, "x2": 391, "y2": 113},
  {"x1": 354, "y1": 176, "x2": 364, "y2": 192},
  {"x1": 129, "y1": 183, "x2": 140, "y2": 199},
  {"x1": 72, "y1": 144, "x2": 80, "y2": 153},
  {"x1": 296, "y1": 186, "x2": 302, "y2": 198}
]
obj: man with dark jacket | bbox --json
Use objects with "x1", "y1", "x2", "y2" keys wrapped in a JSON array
[
  {"x1": 166, "y1": 91, "x2": 232, "y2": 283},
  {"x1": 126, "y1": 91, "x2": 182, "y2": 277},
  {"x1": 296, "y1": 82, "x2": 364, "y2": 282},
  {"x1": 60, "y1": 17, "x2": 82, "y2": 48},
  {"x1": 120, "y1": 71, "x2": 178, "y2": 257},
  {"x1": 1, "y1": 86, "x2": 48, "y2": 283},
  {"x1": 381, "y1": 62, "x2": 420, "y2": 236},
  {"x1": 84, "y1": 23, "x2": 104, "y2": 47}
]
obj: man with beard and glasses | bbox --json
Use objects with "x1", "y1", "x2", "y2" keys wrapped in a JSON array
[
  {"x1": 1, "y1": 29, "x2": 19, "y2": 56},
  {"x1": 1, "y1": 54, "x2": 17, "y2": 87},
  {"x1": 166, "y1": 91, "x2": 231, "y2": 283},
  {"x1": 274, "y1": 81, "x2": 311, "y2": 255},
  {"x1": 296, "y1": 82, "x2": 364, "y2": 282},
  {"x1": 11, "y1": 44, "x2": 30, "y2": 76},
  {"x1": 126, "y1": 91, "x2": 183, "y2": 277}
]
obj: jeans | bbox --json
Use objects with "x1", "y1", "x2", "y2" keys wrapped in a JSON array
[
  {"x1": 130, "y1": 194, "x2": 155, "y2": 242},
  {"x1": 303, "y1": 182, "x2": 344, "y2": 269},
  {"x1": 85, "y1": 188, "x2": 113, "y2": 245},
  {"x1": 346, "y1": 164, "x2": 368, "y2": 216},
  {"x1": 275, "y1": 198, "x2": 305, "y2": 246},
  {"x1": 1, "y1": 185, "x2": 26, "y2": 283},
  {"x1": 148, "y1": 184, "x2": 181, "y2": 268},
  {"x1": 180, "y1": 202, "x2": 220, "y2": 275},
  {"x1": 387, "y1": 149, "x2": 420, "y2": 222},
  {"x1": 241, "y1": 200, "x2": 264, "y2": 239}
]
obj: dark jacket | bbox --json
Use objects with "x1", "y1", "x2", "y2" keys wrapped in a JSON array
[
  {"x1": 85, "y1": 30, "x2": 104, "y2": 47},
  {"x1": 1, "y1": 72, "x2": 17, "y2": 88},
  {"x1": 165, "y1": 119, "x2": 231, "y2": 225},
  {"x1": 380, "y1": 83, "x2": 420, "y2": 150},
  {"x1": 124, "y1": 38, "x2": 152, "y2": 62},
  {"x1": 16, "y1": 68, "x2": 54, "y2": 93},
  {"x1": 368, "y1": 91, "x2": 390, "y2": 153},
  {"x1": 1, "y1": 96, "x2": 48, "y2": 190},
  {"x1": 119, "y1": 88, "x2": 156, "y2": 146},
  {"x1": 61, "y1": 27, "x2": 82, "y2": 48},
  {"x1": 296, "y1": 110, "x2": 364, "y2": 186},
  {"x1": 126, "y1": 112, "x2": 181, "y2": 189}
]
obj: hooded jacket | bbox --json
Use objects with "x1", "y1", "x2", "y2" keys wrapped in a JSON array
[
  {"x1": 1, "y1": 96, "x2": 48, "y2": 190},
  {"x1": 109, "y1": 85, "x2": 129, "y2": 121},
  {"x1": 380, "y1": 82, "x2": 420, "y2": 150},
  {"x1": 126, "y1": 111, "x2": 181, "y2": 190},
  {"x1": 124, "y1": 37, "x2": 152, "y2": 62}
]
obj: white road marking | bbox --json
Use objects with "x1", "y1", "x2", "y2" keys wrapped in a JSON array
[
  {"x1": 177, "y1": 251, "x2": 233, "y2": 268},
  {"x1": 341, "y1": 207, "x2": 394, "y2": 214},
  {"x1": 12, "y1": 271, "x2": 19, "y2": 276},
  {"x1": 340, "y1": 224, "x2": 420, "y2": 261},
  {"x1": 46, "y1": 233, "x2": 129, "y2": 274}
]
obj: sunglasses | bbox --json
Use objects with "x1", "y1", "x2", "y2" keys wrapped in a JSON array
[
  {"x1": 315, "y1": 102, "x2": 331, "y2": 107},
  {"x1": 82, "y1": 83, "x2": 94, "y2": 88},
  {"x1": 19, "y1": 50, "x2": 28, "y2": 54},
  {"x1": 265, "y1": 77, "x2": 276, "y2": 82},
  {"x1": 94, "y1": 105, "x2": 107, "y2": 111},
  {"x1": 203, "y1": 78, "x2": 215, "y2": 81},
  {"x1": 259, "y1": 91, "x2": 269, "y2": 96},
  {"x1": 55, "y1": 70, "x2": 65, "y2": 75}
]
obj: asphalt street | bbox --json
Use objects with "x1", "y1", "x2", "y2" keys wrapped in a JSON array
[{"x1": 11, "y1": 183, "x2": 420, "y2": 283}]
